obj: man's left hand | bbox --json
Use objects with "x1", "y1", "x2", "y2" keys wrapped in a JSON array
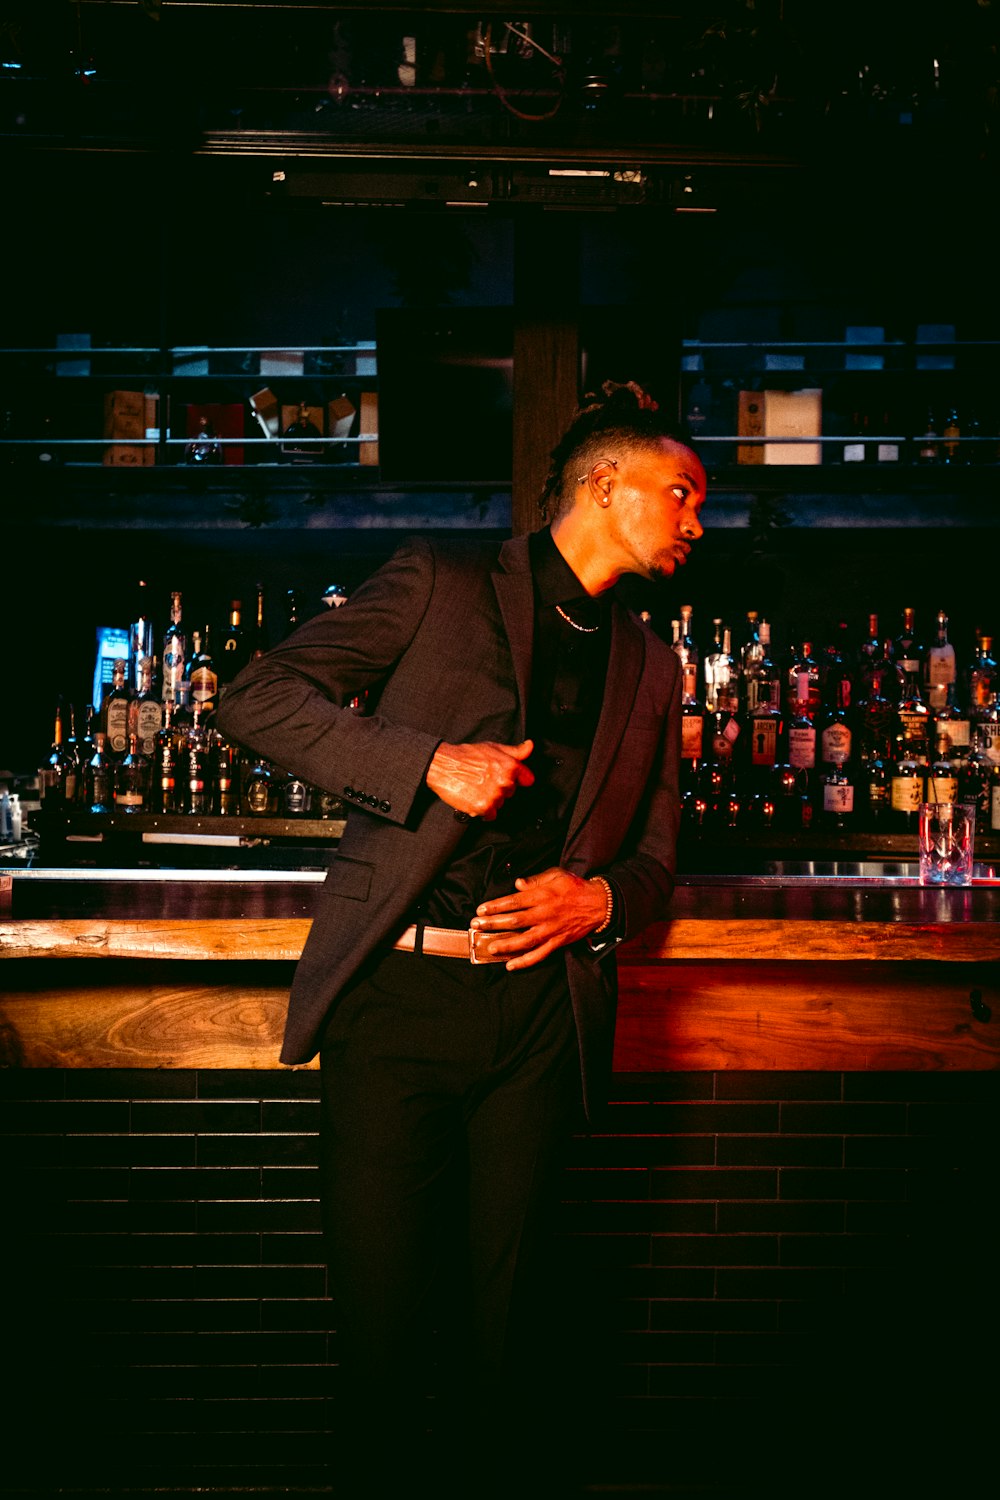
[{"x1": 470, "y1": 867, "x2": 609, "y2": 970}]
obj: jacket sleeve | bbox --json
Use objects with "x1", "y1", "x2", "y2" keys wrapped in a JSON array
[{"x1": 215, "y1": 537, "x2": 441, "y2": 827}]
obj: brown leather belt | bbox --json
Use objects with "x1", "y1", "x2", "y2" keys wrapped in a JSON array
[{"x1": 392, "y1": 923, "x2": 507, "y2": 965}]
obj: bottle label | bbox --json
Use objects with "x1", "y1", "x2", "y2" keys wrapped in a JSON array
[
  {"x1": 927, "y1": 648, "x2": 956, "y2": 688},
  {"x1": 246, "y1": 781, "x2": 271, "y2": 813},
  {"x1": 930, "y1": 776, "x2": 958, "y2": 805},
  {"x1": 750, "y1": 717, "x2": 779, "y2": 766},
  {"x1": 978, "y1": 727, "x2": 1000, "y2": 767},
  {"x1": 821, "y1": 722, "x2": 852, "y2": 766},
  {"x1": 681, "y1": 716, "x2": 703, "y2": 760},
  {"x1": 190, "y1": 668, "x2": 218, "y2": 704},
  {"x1": 891, "y1": 775, "x2": 923, "y2": 812},
  {"x1": 106, "y1": 700, "x2": 129, "y2": 754},
  {"x1": 823, "y1": 782, "x2": 854, "y2": 813},
  {"x1": 788, "y1": 726, "x2": 816, "y2": 769},
  {"x1": 935, "y1": 717, "x2": 970, "y2": 752},
  {"x1": 992, "y1": 785, "x2": 1000, "y2": 832},
  {"x1": 137, "y1": 699, "x2": 163, "y2": 751},
  {"x1": 877, "y1": 442, "x2": 900, "y2": 463},
  {"x1": 116, "y1": 791, "x2": 143, "y2": 808},
  {"x1": 681, "y1": 662, "x2": 699, "y2": 701}
]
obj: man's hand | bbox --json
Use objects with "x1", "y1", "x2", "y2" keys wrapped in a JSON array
[
  {"x1": 426, "y1": 739, "x2": 534, "y2": 821},
  {"x1": 470, "y1": 867, "x2": 609, "y2": 970}
]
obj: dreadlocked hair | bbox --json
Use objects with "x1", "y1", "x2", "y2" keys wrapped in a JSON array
[{"x1": 538, "y1": 379, "x2": 680, "y2": 521}]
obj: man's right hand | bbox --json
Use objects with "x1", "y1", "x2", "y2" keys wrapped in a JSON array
[{"x1": 426, "y1": 739, "x2": 534, "y2": 821}]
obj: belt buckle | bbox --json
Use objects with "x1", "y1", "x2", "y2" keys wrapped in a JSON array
[{"x1": 469, "y1": 927, "x2": 504, "y2": 965}]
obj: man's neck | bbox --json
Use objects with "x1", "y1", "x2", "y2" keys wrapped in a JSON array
[{"x1": 549, "y1": 515, "x2": 622, "y2": 597}]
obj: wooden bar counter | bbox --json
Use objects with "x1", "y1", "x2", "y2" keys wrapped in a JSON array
[{"x1": 2, "y1": 867, "x2": 998, "y2": 1072}]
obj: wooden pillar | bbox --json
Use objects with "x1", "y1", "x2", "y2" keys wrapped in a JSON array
[{"x1": 511, "y1": 216, "x2": 581, "y2": 536}]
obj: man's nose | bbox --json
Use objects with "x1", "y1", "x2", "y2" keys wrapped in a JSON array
[{"x1": 681, "y1": 506, "x2": 704, "y2": 541}]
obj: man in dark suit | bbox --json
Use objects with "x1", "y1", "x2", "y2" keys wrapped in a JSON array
[{"x1": 217, "y1": 382, "x2": 706, "y2": 1496}]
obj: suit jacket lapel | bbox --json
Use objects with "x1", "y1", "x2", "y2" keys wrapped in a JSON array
[
  {"x1": 492, "y1": 535, "x2": 534, "y2": 740},
  {"x1": 566, "y1": 603, "x2": 644, "y2": 846}
]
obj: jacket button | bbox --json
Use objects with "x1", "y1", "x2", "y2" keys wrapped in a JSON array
[
  {"x1": 344, "y1": 785, "x2": 354, "y2": 798},
  {"x1": 379, "y1": 800, "x2": 391, "y2": 813}
]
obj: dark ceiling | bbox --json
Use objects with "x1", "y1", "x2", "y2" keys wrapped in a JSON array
[{"x1": 2, "y1": 0, "x2": 998, "y2": 207}]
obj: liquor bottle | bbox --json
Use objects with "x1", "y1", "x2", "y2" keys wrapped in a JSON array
[
  {"x1": 130, "y1": 656, "x2": 163, "y2": 756},
  {"x1": 703, "y1": 618, "x2": 724, "y2": 710},
  {"x1": 894, "y1": 669, "x2": 931, "y2": 766},
  {"x1": 744, "y1": 620, "x2": 779, "y2": 707},
  {"x1": 932, "y1": 681, "x2": 971, "y2": 760},
  {"x1": 917, "y1": 408, "x2": 941, "y2": 465},
  {"x1": 820, "y1": 626, "x2": 854, "y2": 720},
  {"x1": 129, "y1": 579, "x2": 155, "y2": 696},
  {"x1": 893, "y1": 607, "x2": 924, "y2": 690},
  {"x1": 738, "y1": 611, "x2": 764, "y2": 691},
  {"x1": 889, "y1": 750, "x2": 924, "y2": 831},
  {"x1": 218, "y1": 600, "x2": 249, "y2": 685},
  {"x1": 927, "y1": 752, "x2": 959, "y2": 806},
  {"x1": 819, "y1": 675, "x2": 854, "y2": 774},
  {"x1": 706, "y1": 625, "x2": 739, "y2": 718},
  {"x1": 321, "y1": 582, "x2": 350, "y2": 609},
  {"x1": 966, "y1": 634, "x2": 996, "y2": 720},
  {"x1": 786, "y1": 642, "x2": 820, "y2": 723},
  {"x1": 42, "y1": 701, "x2": 73, "y2": 803},
  {"x1": 786, "y1": 673, "x2": 817, "y2": 789},
  {"x1": 858, "y1": 611, "x2": 881, "y2": 674},
  {"x1": 188, "y1": 626, "x2": 218, "y2": 718},
  {"x1": 874, "y1": 637, "x2": 904, "y2": 709},
  {"x1": 820, "y1": 764, "x2": 855, "y2": 830},
  {"x1": 154, "y1": 701, "x2": 179, "y2": 813},
  {"x1": 78, "y1": 704, "x2": 95, "y2": 769},
  {"x1": 162, "y1": 591, "x2": 186, "y2": 704},
  {"x1": 182, "y1": 702, "x2": 211, "y2": 815},
  {"x1": 84, "y1": 732, "x2": 113, "y2": 814},
  {"x1": 925, "y1": 610, "x2": 957, "y2": 712},
  {"x1": 856, "y1": 658, "x2": 895, "y2": 769},
  {"x1": 102, "y1": 659, "x2": 132, "y2": 758},
  {"x1": 251, "y1": 583, "x2": 269, "y2": 660},
  {"x1": 990, "y1": 761, "x2": 1000, "y2": 834},
  {"x1": 61, "y1": 703, "x2": 82, "y2": 805},
  {"x1": 864, "y1": 753, "x2": 891, "y2": 829},
  {"x1": 941, "y1": 405, "x2": 961, "y2": 464},
  {"x1": 210, "y1": 732, "x2": 239, "y2": 815},
  {"x1": 244, "y1": 755, "x2": 278, "y2": 816},
  {"x1": 959, "y1": 731, "x2": 992, "y2": 834},
  {"x1": 114, "y1": 733, "x2": 149, "y2": 813},
  {"x1": 673, "y1": 605, "x2": 700, "y2": 708}
]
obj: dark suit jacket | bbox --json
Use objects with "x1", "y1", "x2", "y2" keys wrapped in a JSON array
[{"x1": 216, "y1": 532, "x2": 682, "y2": 1116}]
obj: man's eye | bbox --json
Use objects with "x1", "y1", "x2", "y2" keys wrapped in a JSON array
[{"x1": 671, "y1": 486, "x2": 689, "y2": 500}]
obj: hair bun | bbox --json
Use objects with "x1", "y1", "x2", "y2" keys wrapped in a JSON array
[{"x1": 599, "y1": 379, "x2": 660, "y2": 413}]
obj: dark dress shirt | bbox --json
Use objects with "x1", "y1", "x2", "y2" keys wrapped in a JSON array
[{"x1": 421, "y1": 527, "x2": 612, "y2": 928}]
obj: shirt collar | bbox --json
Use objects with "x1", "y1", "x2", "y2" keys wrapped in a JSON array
[{"x1": 529, "y1": 526, "x2": 596, "y2": 609}]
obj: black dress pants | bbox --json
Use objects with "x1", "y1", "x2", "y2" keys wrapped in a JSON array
[{"x1": 319, "y1": 946, "x2": 583, "y2": 1498}]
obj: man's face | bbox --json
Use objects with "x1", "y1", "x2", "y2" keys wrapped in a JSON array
[{"x1": 610, "y1": 438, "x2": 707, "y2": 583}]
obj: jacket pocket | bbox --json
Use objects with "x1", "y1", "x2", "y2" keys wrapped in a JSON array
[{"x1": 324, "y1": 855, "x2": 374, "y2": 901}]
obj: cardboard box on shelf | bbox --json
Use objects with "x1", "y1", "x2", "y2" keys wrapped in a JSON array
[
  {"x1": 103, "y1": 390, "x2": 145, "y2": 438},
  {"x1": 249, "y1": 387, "x2": 281, "y2": 441},
  {"x1": 359, "y1": 391, "x2": 379, "y2": 467},
  {"x1": 327, "y1": 395, "x2": 356, "y2": 439},
  {"x1": 104, "y1": 389, "x2": 154, "y2": 466},
  {"x1": 737, "y1": 388, "x2": 822, "y2": 465},
  {"x1": 736, "y1": 390, "x2": 765, "y2": 465},
  {"x1": 260, "y1": 350, "x2": 305, "y2": 378}
]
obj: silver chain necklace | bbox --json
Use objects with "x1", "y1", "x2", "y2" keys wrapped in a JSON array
[{"x1": 556, "y1": 604, "x2": 601, "y2": 634}]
